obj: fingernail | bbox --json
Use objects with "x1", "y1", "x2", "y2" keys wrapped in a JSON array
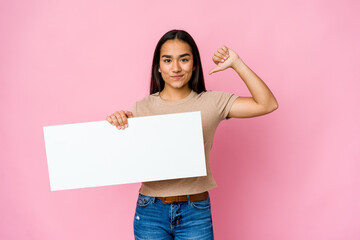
[
  {"x1": 117, "y1": 126, "x2": 120, "y2": 129},
  {"x1": 125, "y1": 124, "x2": 128, "y2": 128}
]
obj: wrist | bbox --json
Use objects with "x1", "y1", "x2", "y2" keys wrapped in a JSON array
[
  {"x1": 231, "y1": 58, "x2": 246, "y2": 68},
  {"x1": 231, "y1": 58, "x2": 247, "y2": 72}
]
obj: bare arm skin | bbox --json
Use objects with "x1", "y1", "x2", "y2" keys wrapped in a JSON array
[{"x1": 209, "y1": 46, "x2": 278, "y2": 118}]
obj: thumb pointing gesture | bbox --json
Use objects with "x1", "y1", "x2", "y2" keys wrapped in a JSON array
[{"x1": 208, "y1": 46, "x2": 240, "y2": 75}]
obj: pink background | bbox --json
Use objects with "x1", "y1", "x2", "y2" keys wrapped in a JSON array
[{"x1": 1, "y1": 0, "x2": 359, "y2": 239}]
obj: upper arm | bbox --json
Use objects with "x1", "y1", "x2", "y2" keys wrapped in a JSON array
[{"x1": 227, "y1": 97, "x2": 278, "y2": 118}]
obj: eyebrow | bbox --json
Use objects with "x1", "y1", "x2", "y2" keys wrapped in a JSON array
[{"x1": 161, "y1": 53, "x2": 191, "y2": 58}]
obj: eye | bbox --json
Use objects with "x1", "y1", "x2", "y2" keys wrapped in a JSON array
[
  {"x1": 180, "y1": 58, "x2": 189, "y2": 62},
  {"x1": 163, "y1": 59, "x2": 171, "y2": 63}
]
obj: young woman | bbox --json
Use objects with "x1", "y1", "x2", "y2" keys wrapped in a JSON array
[{"x1": 106, "y1": 29, "x2": 278, "y2": 239}]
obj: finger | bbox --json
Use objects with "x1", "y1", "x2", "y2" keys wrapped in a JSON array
[
  {"x1": 214, "y1": 51, "x2": 224, "y2": 59},
  {"x1": 106, "y1": 116, "x2": 113, "y2": 125},
  {"x1": 209, "y1": 65, "x2": 222, "y2": 75},
  {"x1": 212, "y1": 55, "x2": 221, "y2": 65},
  {"x1": 216, "y1": 55, "x2": 228, "y2": 63},
  {"x1": 213, "y1": 53, "x2": 224, "y2": 63},
  {"x1": 114, "y1": 112, "x2": 124, "y2": 129},
  {"x1": 123, "y1": 111, "x2": 133, "y2": 128},
  {"x1": 216, "y1": 49, "x2": 229, "y2": 62},
  {"x1": 220, "y1": 47, "x2": 229, "y2": 58},
  {"x1": 119, "y1": 111, "x2": 128, "y2": 129},
  {"x1": 111, "y1": 115, "x2": 120, "y2": 128},
  {"x1": 221, "y1": 45, "x2": 229, "y2": 55},
  {"x1": 217, "y1": 48, "x2": 227, "y2": 57},
  {"x1": 125, "y1": 111, "x2": 134, "y2": 118}
]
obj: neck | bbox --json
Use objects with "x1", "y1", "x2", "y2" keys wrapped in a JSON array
[{"x1": 160, "y1": 86, "x2": 192, "y2": 102}]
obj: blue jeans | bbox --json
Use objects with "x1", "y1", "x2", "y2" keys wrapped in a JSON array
[{"x1": 133, "y1": 192, "x2": 214, "y2": 240}]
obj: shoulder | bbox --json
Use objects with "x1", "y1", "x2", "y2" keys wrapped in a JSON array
[
  {"x1": 131, "y1": 93, "x2": 159, "y2": 116},
  {"x1": 133, "y1": 92, "x2": 159, "y2": 106}
]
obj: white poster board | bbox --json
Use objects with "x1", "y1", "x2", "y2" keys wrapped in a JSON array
[{"x1": 43, "y1": 111, "x2": 206, "y2": 191}]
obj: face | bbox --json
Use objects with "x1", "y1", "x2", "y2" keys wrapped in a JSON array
[{"x1": 158, "y1": 39, "x2": 196, "y2": 91}]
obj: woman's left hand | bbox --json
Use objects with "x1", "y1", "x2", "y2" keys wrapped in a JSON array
[{"x1": 208, "y1": 45, "x2": 244, "y2": 75}]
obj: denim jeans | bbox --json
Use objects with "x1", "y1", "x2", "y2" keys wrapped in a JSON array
[{"x1": 133, "y1": 192, "x2": 214, "y2": 240}]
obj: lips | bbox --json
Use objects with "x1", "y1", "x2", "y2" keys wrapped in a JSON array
[{"x1": 172, "y1": 75, "x2": 184, "y2": 79}]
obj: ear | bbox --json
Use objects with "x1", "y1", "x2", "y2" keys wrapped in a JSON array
[
  {"x1": 193, "y1": 66, "x2": 196, "y2": 71},
  {"x1": 158, "y1": 68, "x2": 161, "y2": 73}
]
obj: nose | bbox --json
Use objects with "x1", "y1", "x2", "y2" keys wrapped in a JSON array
[{"x1": 171, "y1": 61, "x2": 181, "y2": 73}]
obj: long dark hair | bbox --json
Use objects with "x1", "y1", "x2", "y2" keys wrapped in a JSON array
[{"x1": 150, "y1": 29, "x2": 206, "y2": 94}]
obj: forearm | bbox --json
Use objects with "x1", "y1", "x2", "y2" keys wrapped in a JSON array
[{"x1": 232, "y1": 59, "x2": 278, "y2": 109}]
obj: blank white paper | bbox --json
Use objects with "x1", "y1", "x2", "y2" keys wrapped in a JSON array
[{"x1": 43, "y1": 111, "x2": 206, "y2": 191}]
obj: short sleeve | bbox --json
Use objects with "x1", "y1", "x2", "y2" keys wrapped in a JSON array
[
  {"x1": 130, "y1": 102, "x2": 138, "y2": 117},
  {"x1": 210, "y1": 91, "x2": 239, "y2": 120}
]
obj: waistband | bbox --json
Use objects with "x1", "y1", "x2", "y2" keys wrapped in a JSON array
[{"x1": 156, "y1": 191, "x2": 209, "y2": 204}]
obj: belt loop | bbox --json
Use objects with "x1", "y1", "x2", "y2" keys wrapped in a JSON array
[{"x1": 187, "y1": 195, "x2": 191, "y2": 205}]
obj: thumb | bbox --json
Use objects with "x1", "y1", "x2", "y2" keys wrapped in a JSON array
[
  {"x1": 208, "y1": 65, "x2": 222, "y2": 75},
  {"x1": 125, "y1": 111, "x2": 134, "y2": 118}
]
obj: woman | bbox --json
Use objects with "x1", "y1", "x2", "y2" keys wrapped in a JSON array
[{"x1": 106, "y1": 29, "x2": 278, "y2": 239}]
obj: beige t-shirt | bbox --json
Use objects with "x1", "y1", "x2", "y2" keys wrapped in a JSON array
[{"x1": 131, "y1": 90, "x2": 238, "y2": 197}]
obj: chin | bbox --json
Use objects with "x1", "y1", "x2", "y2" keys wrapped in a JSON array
[
  {"x1": 163, "y1": 77, "x2": 191, "y2": 90},
  {"x1": 166, "y1": 81, "x2": 185, "y2": 89},
  {"x1": 173, "y1": 83, "x2": 189, "y2": 89}
]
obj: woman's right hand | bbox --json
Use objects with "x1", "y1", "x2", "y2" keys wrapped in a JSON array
[{"x1": 106, "y1": 110, "x2": 134, "y2": 130}]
